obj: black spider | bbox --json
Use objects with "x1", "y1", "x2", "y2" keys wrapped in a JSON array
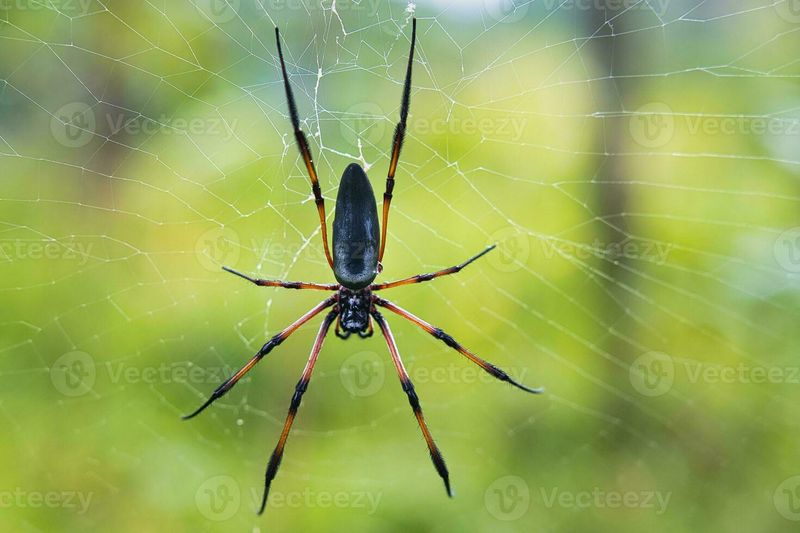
[{"x1": 184, "y1": 18, "x2": 543, "y2": 514}]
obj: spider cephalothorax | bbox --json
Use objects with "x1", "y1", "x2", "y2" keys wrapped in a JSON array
[
  {"x1": 184, "y1": 18, "x2": 543, "y2": 515},
  {"x1": 335, "y1": 288, "x2": 373, "y2": 338}
]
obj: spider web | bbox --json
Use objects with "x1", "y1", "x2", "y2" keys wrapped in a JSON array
[{"x1": 1, "y1": 0, "x2": 799, "y2": 530}]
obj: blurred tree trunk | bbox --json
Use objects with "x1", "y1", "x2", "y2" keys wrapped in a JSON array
[{"x1": 586, "y1": 5, "x2": 638, "y2": 433}]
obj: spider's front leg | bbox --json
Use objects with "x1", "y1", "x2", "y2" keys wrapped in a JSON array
[
  {"x1": 374, "y1": 297, "x2": 543, "y2": 394},
  {"x1": 223, "y1": 266, "x2": 339, "y2": 291}
]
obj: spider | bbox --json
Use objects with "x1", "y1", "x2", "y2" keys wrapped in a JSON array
[{"x1": 184, "y1": 18, "x2": 543, "y2": 515}]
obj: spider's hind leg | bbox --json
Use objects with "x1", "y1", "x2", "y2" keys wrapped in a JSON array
[
  {"x1": 372, "y1": 310, "x2": 453, "y2": 498},
  {"x1": 259, "y1": 310, "x2": 337, "y2": 514},
  {"x1": 182, "y1": 296, "x2": 337, "y2": 420}
]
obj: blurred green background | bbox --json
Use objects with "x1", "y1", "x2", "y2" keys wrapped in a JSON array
[{"x1": 1, "y1": 0, "x2": 799, "y2": 531}]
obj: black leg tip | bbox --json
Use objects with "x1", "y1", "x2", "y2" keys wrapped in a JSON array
[
  {"x1": 182, "y1": 397, "x2": 216, "y2": 420},
  {"x1": 522, "y1": 384, "x2": 545, "y2": 394},
  {"x1": 181, "y1": 410, "x2": 200, "y2": 421},
  {"x1": 513, "y1": 381, "x2": 545, "y2": 395},
  {"x1": 258, "y1": 482, "x2": 274, "y2": 515}
]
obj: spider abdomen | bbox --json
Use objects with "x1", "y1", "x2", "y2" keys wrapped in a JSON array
[{"x1": 332, "y1": 163, "x2": 380, "y2": 290}]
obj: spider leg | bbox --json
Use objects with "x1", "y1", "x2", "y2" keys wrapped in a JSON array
[
  {"x1": 378, "y1": 18, "x2": 417, "y2": 263},
  {"x1": 223, "y1": 266, "x2": 339, "y2": 291},
  {"x1": 259, "y1": 310, "x2": 337, "y2": 514},
  {"x1": 372, "y1": 310, "x2": 452, "y2": 498},
  {"x1": 371, "y1": 245, "x2": 495, "y2": 290},
  {"x1": 275, "y1": 27, "x2": 334, "y2": 269},
  {"x1": 182, "y1": 296, "x2": 337, "y2": 420},
  {"x1": 358, "y1": 316, "x2": 374, "y2": 338},
  {"x1": 374, "y1": 298, "x2": 543, "y2": 395},
  {"x1": 335, "y1": 315, "x2": 351, "y2": 339}
]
